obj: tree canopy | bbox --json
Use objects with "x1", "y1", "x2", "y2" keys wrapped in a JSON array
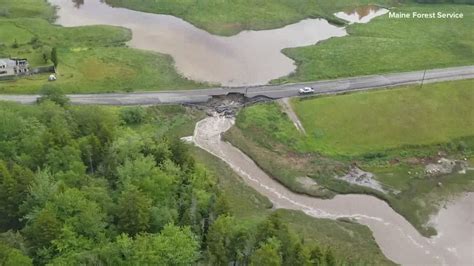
[{"x1": 0, "y1": 100, "x2": 351, "y2": 265}]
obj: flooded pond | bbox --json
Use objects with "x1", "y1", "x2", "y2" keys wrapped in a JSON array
[
  {"x1": 192, "y1": 115, "x2": 474, "y2": 265},
  {"x1": 429, "y1": 193, "x2": 474, "y2": 265},
  {"x1": 334, "y1": 5, "x2": 389, "y2": 24},
  {"x1": 48, "y1": 0, "x2": 387, "y2": 86}
]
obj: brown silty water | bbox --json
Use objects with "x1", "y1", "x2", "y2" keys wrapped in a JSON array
[
  {"x1": 192, "y1": 116, "x2": 474, "y2": 266},
  {"x1": 47, "y1": 0, "x2": 389, "y2": 87},
  {"x1": 334, "y1": 5, "x2": 389, "y2": 24}
]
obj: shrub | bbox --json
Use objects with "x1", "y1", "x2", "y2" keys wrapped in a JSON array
[{"x1": 37, "y1": 85, "x2": 70, "y2": 106}]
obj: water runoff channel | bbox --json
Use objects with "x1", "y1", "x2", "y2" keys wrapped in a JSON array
[{"x1": 48, "y1": 1, "x2": 473, "y2": 264}]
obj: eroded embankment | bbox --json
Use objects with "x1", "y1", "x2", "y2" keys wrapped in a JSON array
[{"x1": 192, "y1": 115, "x2": 473, "y2": 266}]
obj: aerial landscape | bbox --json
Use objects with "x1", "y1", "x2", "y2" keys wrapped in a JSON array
[{"x1": 0, "y1": 0, "x2": 472, "y2": 265}]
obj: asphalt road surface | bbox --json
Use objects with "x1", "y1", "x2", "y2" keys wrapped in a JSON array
[{"x1": 1, "y1": 65, "x2": 473, "y2": 105}]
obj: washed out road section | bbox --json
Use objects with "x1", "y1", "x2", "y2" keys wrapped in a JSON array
[{"x1": 1, "y1": 65, "x2": 473, "y2": 105}]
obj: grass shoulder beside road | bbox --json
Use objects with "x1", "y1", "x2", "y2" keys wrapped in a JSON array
[
  {"x1": 0, "y1": 0, "x2": 206, "y2": 94},
  {"x1": 273, "y1": 4, "x2": 474, "y2": 83},
  {"x1": 104, "y1": 0, "x2": 392, "y2": 36},
  {"x1": 293, "y1": 79, "x2": 474, "y2": 157},
  {"x1": 226, "y1": 80, "x2": 474, "y2": 236}
]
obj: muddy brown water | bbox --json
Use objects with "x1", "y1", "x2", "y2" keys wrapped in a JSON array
[
  {"x1": 47, "y1": 0, "x2": 388, "y2": 86},
  {"x1": 334, "y1": 5, "x2": 389, "y2": 24},
  {"x1": 192, "y1": 116, "x2": 474, "y2": 266}
]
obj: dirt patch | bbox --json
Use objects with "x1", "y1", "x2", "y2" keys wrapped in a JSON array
[
  {"x1": 336, "y1": 167, "x2": 388, "y2": 194},
  {"x1": 425, "y1": 158, "x2": 470, "y2": 176},
  {"x1": 297, "y1": 176, "x2": 319, "y2": 189},
  {"x1": 180, "y1": 136, "x2": 193, "y2": 143}
]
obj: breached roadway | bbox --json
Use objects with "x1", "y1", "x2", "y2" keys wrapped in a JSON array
[{"x1": 0, "y1": 65, "x2": 473, "y2": 105}]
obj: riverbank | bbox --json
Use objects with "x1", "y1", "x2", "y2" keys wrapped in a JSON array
[
  {"x1": 194, "y1": 115, "x2": 473, "y2": 265},
  {"x1": 191, "y1": 147, "x2": 394, "y2": 265},
  {"x1": 224, "y1": 79, "x2": 474, "y2": 236},
  {"x1": 0, "y1": 0, "x2": 207, "y2": 94},
  {"x1": 273, "y1": 3, "x2": 474, "y2": 83},
  {"x1": 102, "y1": 0, "x2": 393, "y2": 36}
]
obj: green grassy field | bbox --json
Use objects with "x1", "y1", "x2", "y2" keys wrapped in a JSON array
[
  {"x1": 104, "y1": 0, "x2": 392, "y2": 35},
  {"x1": 274, "y1": 3, "x2": 474, "y2": 83},
  {"x1": 227, "y1": 80, "x2": 474, "y2": 236},
  {"x1": 0, "y1": 0, "x2": 205, "y2": 94},
  {"x1": 0, "y1": 0, "x2": 55, "y2": 21},
  {"x1": 293, "y1": 79, "x2": 474, "y2": 157}
]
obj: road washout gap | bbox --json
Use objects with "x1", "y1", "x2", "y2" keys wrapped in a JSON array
[{"x1": 191, "y1": 114, "x2": 473, "y2": 266}]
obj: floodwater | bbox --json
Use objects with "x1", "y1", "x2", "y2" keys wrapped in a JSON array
[
  {"x1": 47, "y1": 0, "x2": 387, "y2": 86},
  {"x1": 430, "y1": 193, "x2": 474, "y2": 265},
  {"x1": 334, "y1": 5, "x2": 389, "y2": 24},
  {"x1": 192, "y1": 116, "x2": 474, "y2": 266}
]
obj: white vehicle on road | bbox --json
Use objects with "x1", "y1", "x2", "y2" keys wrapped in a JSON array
[{"x1": 298, "y1": 87, "x2": 314, "y2": 94}]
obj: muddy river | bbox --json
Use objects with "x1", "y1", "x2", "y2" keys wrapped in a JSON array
[
  {"x1": 48, "y1": 0, "x2": 387, "y2": 86},
  {"x1": 334, "y1": 5, "x2": 389, "y2": 24},
  {"x1": 192, "y1": 116, "x2": 474, "y2": 266}
]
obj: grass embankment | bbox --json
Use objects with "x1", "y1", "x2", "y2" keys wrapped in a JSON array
[
  {"x1": 273, "y1": 3, "x2": 474, "y2": 83},
  {"x1": 104, "y1": 0, "x2": 392, "y2": 36},
  {"x1": 0, "y1": 0, "x2": 205, "y2": 94},
  {"x1": 226, "y1": 80, "x2": 474, "y2": 236}
]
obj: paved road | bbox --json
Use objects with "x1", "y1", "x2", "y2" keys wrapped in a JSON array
[{"x1": 1, "y1": 66, "x2": 473, "y2": 105}]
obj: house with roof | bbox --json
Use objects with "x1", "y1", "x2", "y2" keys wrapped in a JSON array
[{"x1": 0, "y1": 58, "x2": 30, "y2": 78}]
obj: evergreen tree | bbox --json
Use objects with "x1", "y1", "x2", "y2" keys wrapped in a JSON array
[
  {"x1": 51, "y1": 47, "x2": 58, "y2": 67},
  {"x1": 116, "y1": 185, "x2": 152, "y2": 235}
]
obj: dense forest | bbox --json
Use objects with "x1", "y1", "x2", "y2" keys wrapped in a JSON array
[{"x1": 0, "y1": 91, "x2": 340, "y2": 265}]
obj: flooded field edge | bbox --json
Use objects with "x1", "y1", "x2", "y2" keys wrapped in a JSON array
[{"x1": 47, "y1": 0, "x2": 388, "y2": 87}]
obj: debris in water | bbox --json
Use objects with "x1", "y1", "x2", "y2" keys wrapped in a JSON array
[
  {"x1": 425, "y1": 158, "x2": 469, "y2": 176},
  {"x1": 180, "y1": 136, "x2": 194, "y2": 144},
  {"x1": 336, "y1": 167, "x2": 389, "y2": 193}
]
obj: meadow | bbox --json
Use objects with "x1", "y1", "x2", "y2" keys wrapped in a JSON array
[
  {"x1": 292, "y1": 79, "x2": 474, "y2": 157},
  {"x1": 274, "y1": 4, "x2": 474, "y2": 83},
  {"x1": 104, "y1": 0, "x2": 393, "y2": 35},
  {"x1": 0, "y1": 0, "x2": 205, "y2": 94},
  {"x1": 227, "y1": 80, "x2": 474, "y2": 236}
]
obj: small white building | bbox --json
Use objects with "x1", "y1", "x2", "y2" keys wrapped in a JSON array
[{"x1": 0, "y1": 58, "x2": 29, "y2": 77}]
